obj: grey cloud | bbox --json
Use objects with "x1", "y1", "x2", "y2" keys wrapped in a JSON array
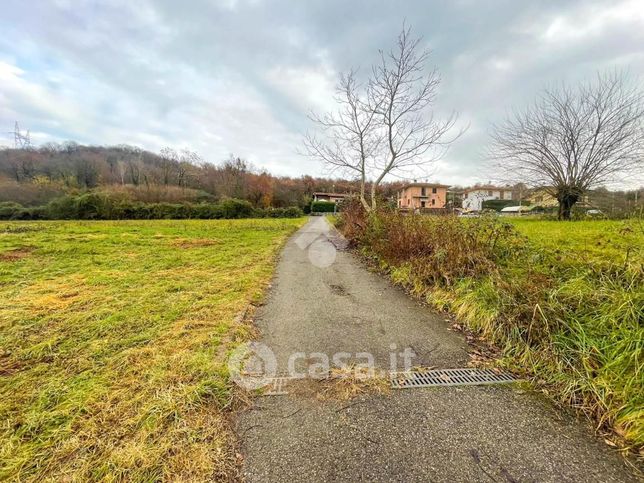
[{"x1": 1, "y1": 0, "x2": 643, "y2": 184}]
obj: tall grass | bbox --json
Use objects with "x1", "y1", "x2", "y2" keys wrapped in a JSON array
[{"x1": 338, "y1": 203, "x2": 643, "y2": 452}]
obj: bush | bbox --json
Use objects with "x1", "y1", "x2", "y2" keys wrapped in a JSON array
[
  {"x1": 349, "y1": 210, "x2": 523, "y2": 286},
  {"x1": 311, "y1": 201, "x2": 336, "y2": 213},
  {"x1": 219, "y1": 199, "x2": 253, "y2": 219},
  {"x1": 284, "y1": 206, "x2": 304, "y2": 217},
  {"x1": 0, "y1": 202, "x2": 23, "y2": 220}
]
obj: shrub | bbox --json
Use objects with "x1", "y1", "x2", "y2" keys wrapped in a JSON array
[
  {"x1": 0, "y1": 202, "x2": 23, "y2": 220},
  {"x1": 45, "y1": 195, "x2": 79, "y2": 219},
  {"x1": 311, "y1": 201, "x2": 336, "y2": 213},
  {"x1": 219, "y1": 199, "x2": 253, "y2": 219},
  {"x1": 74, "y1": 192, "x2": 119, "y2": 219},
  {"x1": 284, "y1": 206, "x2": 304, "y2": 217},
  {"x1": 351, "y1": 210, "x2": 524, "y2": 286}
]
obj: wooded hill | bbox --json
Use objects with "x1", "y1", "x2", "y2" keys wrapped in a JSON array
[{"x1": 0, "y1": 143, "x2": 404, "y2": 208}]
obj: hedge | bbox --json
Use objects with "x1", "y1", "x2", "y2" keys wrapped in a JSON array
[
  {"x1": 310, "y1": 201, "x2": 336, "y2": 213},
  {"x1": 0, "y1": 194, "x2": 303, "y2": 220}
]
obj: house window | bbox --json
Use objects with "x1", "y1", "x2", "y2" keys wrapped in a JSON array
[
  {"x1": 431, "y1": 199, "x2": 436, "y2": 206},
  {"x1": 432, "y1": 187, "x2": 437, "y2": 194},
  {"x1": 488, "y1": 190, "x2": 493, "y2": 196},
  {"x1": 421, "y1": 201, "x2": 426, "y2": 208},
  {"x1": 500, "y1": 191, "x2": 504, "y2": 200},
  {"x1": 421, "y1": 187, "x2": 427, "y2": 196}
]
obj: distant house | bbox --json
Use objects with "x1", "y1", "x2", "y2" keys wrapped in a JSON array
[
  {"x1": 313, "y1": 192, "x2": 350, "y2": 203},
  {"x1": 526, "y1": 188, "x2": 559, "y2": 207},
  {"x1": 526, "y1": 188, "x2": 590, "y2": 208},
  {"x1": 397, "y1": 183, "x2": 449, "y2": 210},
  {"x1": 462, "y1": 185, "x2": 514, "y2": 211}
]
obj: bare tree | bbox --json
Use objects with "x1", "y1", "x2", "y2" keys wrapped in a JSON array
[
  {"x1": 304, "y1": 25, "x2": 459, "y2": 211},
  {"x1": 489, "y1": 71, "x2": 644, "y2": 220},
  {"x1": 303, "y1": 70, "x2": 379, "y2": 210},
  {"x1": 368, "y1": 27, "x2": 459, "y2": 209}
]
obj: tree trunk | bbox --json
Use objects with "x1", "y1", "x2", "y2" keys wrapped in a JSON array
[
  {"x1": 557, "y1": 191, "x2": 580, "y2": 220},
  {"x1": 359, "y1": 176, "x2": 370, "y2": 211},
  {"x1": 370, "y1": 183, "x2": 378, "y2": 211}
]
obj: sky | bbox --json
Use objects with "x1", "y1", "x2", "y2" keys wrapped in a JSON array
[{"x1": 1, "y1": 0, "x2": 643, "y2": 187}]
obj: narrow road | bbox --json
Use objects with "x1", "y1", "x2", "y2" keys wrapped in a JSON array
[{"x1": 236, "y1": 217, "x2": 636, "y2": 482}]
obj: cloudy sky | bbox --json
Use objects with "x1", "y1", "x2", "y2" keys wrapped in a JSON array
[{"x1": 1, "y1": 0, "x2": 643, "y2": 186}]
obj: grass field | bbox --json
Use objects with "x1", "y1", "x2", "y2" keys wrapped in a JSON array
[
  {"x1": 0, "y1": 218, "x2": 304, "y2": 481},
  {"x1": 509, "y1": 218, "x2": 643, "y2": 264}
]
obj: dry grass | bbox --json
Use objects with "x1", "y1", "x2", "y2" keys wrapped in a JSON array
[
  {"x1": 286, "y1": 368, "x2": 391, "y2": 402},
  {"x1": 0, "y1": 218, "x2": 305, "y2": 481}
]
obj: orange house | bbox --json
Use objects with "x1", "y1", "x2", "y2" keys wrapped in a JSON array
[{"x1": 397, "y1": 183, "x2": 449, "y2": 209}]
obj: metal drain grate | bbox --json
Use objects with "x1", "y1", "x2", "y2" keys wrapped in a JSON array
[{"x1": 390, "y1": 368, "x2": 517, "y2": 389}]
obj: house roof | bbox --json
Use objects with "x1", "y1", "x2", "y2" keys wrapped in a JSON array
[
  {"x1": 313, "y1": 192, "x2": 350, "y2": 197},
  {"x1": 464, "y1": 185, "x2": 513, "y2": 193},
  {"x1": 400, "y1": 182, "x2": 450, "y2": 190}
]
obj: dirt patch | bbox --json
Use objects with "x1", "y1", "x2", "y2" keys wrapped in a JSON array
[
  {"x1": 0, "y1": 247, "x2": 34, "y2": 262},
  {"x1": 328, "y1": 283, "x2": 348, "y2": 296},
  {"x1": 0, "y1": 225, "x2": 44, "y2": 234},
  {"x1": 171, "y1": 238, "x2": 220, "y2": 249}
]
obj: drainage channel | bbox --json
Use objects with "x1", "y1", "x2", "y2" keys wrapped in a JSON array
[
  {"x1": 259, "y1": 368, "x2": 517, "y2": 396},
  {"x1": 391, "y1": 368, "x2": 517, "y2": 389}
]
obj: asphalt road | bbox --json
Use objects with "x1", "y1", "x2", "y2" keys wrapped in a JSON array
[{"x1": 235, "y1": 217, "x2": 637, "y2": 482}]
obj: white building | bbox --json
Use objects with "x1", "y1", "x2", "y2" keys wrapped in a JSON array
[{"x1": 462, "y1": 186, "x2": 514, "y2": 211}]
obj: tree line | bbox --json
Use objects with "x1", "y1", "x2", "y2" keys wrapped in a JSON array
[{"x1": 0, "y1": 143, "x2": 404, "y2": 209}]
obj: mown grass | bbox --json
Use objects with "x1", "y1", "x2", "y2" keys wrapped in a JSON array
[
  {"x1": 340, "y1": 208, "x2": 643, "y2": 454},
  {"x1": 510, "y1": 218, "x2": 642, "y2": 265},
  {"x1": 0, "y1": 218, "x2": 305, "y2": 481}
]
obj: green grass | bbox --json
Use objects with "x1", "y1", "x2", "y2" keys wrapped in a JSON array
[
  {"x1": 509, "y1": 218, "x2": 643, "y2": 264},
  {"x1": 0, "y1": 218, "x2": 305, "y2": 481}
]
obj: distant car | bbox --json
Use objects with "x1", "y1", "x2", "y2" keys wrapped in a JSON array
[
  {"x1": 586, "y1": 209, "x2": 604, "y2": 216},
  {"x1": 458, "y1": 211, "x2": 480, "y2": 218}
]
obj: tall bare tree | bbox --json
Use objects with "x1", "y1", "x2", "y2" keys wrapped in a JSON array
[
  {"x1": 304, "y1": 25, "x2": 459, "y2": 211},
  {"x1": 303, "y1": 70, "x2": 380, "y2": 210},
  {"x1": 489, "y1": 71, "x2": 644, "y2": 220}
]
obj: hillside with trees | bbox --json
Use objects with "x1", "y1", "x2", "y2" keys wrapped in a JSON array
[{"x1": 0, "y1": 143, "x2": 405, "y2": 210}]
